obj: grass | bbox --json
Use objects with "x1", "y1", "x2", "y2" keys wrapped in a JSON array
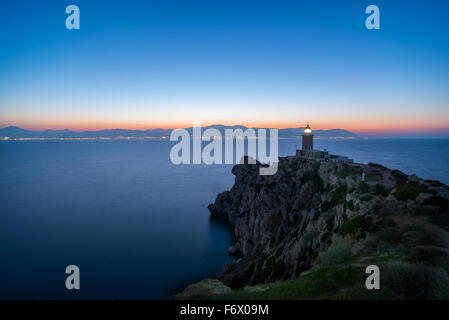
[
  {"x1": 182, "y1": 253, "x2": 449, "y2": 300},
  {"x1": 187, "y1": 263, "x2": 397, "y2": 300},
  {"x1": 177, "y1": 242, "x2": 449, "y2": 300},
  {"x1": 206, "y1": 266, "x2": 366, "y2": 300}
]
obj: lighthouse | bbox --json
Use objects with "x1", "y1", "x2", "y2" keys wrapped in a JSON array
[
  {"x1": 296, "y1": 122, "x2": 353, "y2": 163},
  {"x1": 302, "y1": 123, "x2": 314, "y2": 151}
]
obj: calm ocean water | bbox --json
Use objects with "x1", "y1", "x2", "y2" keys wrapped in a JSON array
[{"x1": 0, "y1": 138, "x2": 448, "y2": 299}]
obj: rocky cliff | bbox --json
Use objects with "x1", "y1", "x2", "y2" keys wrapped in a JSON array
[{"x1": 175, "y1": 156, "x2": 449, "y2": 299}]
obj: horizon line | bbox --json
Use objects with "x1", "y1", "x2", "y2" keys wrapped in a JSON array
[{"x1": 2, "y1": 124, "x2": 449, "y2": 137}]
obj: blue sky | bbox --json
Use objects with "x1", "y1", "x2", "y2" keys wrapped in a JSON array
[{"x1": 0, "y1": 0, "x2": 448, "y2": 134}]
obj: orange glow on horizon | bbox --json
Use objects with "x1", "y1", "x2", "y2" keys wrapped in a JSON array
[{"x1": 1, "y1": 119, "x2": 449, "y2": 135}]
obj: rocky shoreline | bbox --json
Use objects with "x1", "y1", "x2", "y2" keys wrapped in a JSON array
[{"x1": 174, "y1": 156, "x2": 449, "y2": 299}]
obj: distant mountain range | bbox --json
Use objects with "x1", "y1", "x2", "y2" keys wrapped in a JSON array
[{"x1": 0, "y1": 125, "x2": 358, "y2": 139}]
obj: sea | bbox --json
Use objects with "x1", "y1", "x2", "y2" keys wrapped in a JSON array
[{"x1": 1, "y1": 138, "x2": 449, "y2": 299}]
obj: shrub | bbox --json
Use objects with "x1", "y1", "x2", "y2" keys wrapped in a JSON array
[
  {"x1": 338, "y1": 216, "x2": 370, "y2": 238},
  {"x1": 413, "y1": 232, "x2": 440, "y2": 246},
  {"x1": 358, "y1": 182, "x2": 369, "y2": 194},
  {"x1": 302, "y1": 169, "x2": 324, "y2": 191},
  {"x1": 393, "y1": 182, "x2": 428, "y2": 201},
  {"x1": 367, "y1": 217, "x2": 396, "y2": 234},
  {"x1": 366, "y1": 175, "x2": 383, "y2": 182},
  {"x1": 376, "y1": 217, "x2": 396, "y2": 229},
  {"x1": 321, "y1": 185, "x2": 348, "y2": 211},
  {"x1": 346, "y1": 200, "x2": 355, "y2": 211},
  {"x1": 424, "y1": 180, "x2": 445, "y2": 187},
  {"x1": 360, "y1": 195, "x2": 373, "y2": 202},
  {"x1": 368, "y1": 163, "x2": 387, "y2": 169},
  {"x1": 423, "y1": 196, "x2": 449, "y2": 213},
  {"x1": 266, "y1": 182, "x2": 276, "y2": 190},
  {"x1": 381, "y1": 261, "x2": 449, "y2": 299},
  {"x1": 371, "y1": 184, "x2": 389, "y2": 197},
  {"x1": 391, "y1": 170, "x2": 408, "y2": 185},
  {"x1": 301, "y1": 232, "x2": 315, "y2": 248},
  {"x1": 332, "y1": 185, "x2": 348, "y2": 202},
  {"x1": 321, "y1": 200, "x2": 332, "y2": 212},
  {"x1": 366, "y1": 170, "x2": 383, "y2": 182},
  {"x1": 409, "y1": 247, "x2": 449, "y2": 265},
  {"x1": 372, "y1": 203, "x2": 394, "y2": 217},
  {"x1": 375, "y1": 227, "x2": 402, "y2": 244},
  {"x1": 326, "y1": 215, "x2": 335, "y2": 228},
  {"x1": 336, "y1": 164, "x2": 363, "y2": 177},
  {"x1": 319, "y1": 244, "x2": 353, "y2": 266},
  {"x1": 430, "y1": 214, "x2": 449, "y2": 228},
  {"x1": 403, "y1": 223, "x2": 424, "y2": 232}
]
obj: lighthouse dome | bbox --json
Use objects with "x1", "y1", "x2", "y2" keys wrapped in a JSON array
[{"x1": 304, "y1": 123, "x2": 312, "y2": 134}]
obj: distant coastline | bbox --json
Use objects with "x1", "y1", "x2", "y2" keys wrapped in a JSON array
[{"x1": 0, "y1": 125, "x2": 357, "y2": 140}]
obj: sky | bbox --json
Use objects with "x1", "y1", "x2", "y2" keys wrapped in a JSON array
[{"x1": 0, "y1": 0, "x2": 448, "y2": 135}]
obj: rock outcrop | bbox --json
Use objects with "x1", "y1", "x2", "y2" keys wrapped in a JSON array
[{"x1": 207, "y1": 156, "x2": 449, "y2": 289}]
